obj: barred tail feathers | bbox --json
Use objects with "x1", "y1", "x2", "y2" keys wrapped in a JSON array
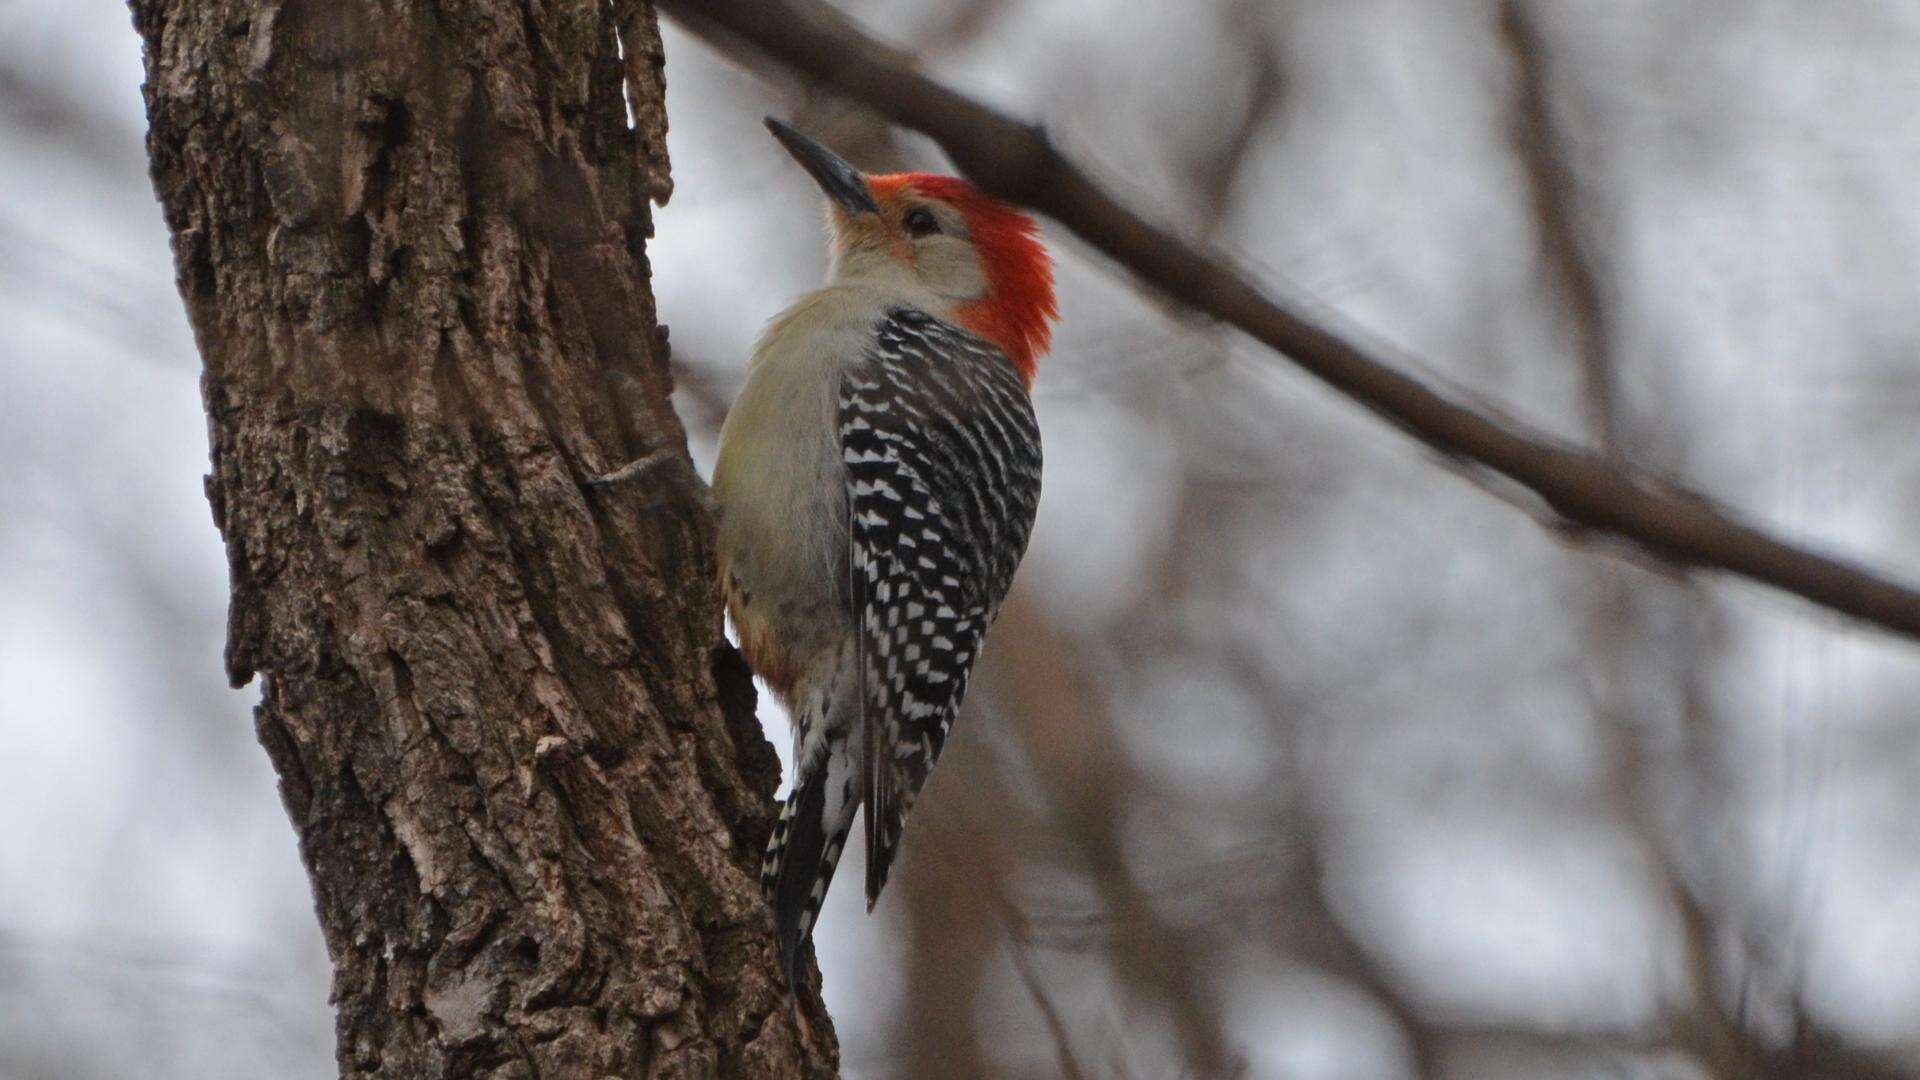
[{"x1": 760, "y1": 654, "x2": 861, "y2": 989}]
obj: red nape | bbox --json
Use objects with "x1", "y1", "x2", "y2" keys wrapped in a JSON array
[{"x1": 871, "y1": 173, "x2": 1058, "y2": 387}]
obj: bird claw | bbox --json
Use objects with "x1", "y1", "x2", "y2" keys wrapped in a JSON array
[{"x1": 585, "y1": 449, "x2": 678, "y2": 489}]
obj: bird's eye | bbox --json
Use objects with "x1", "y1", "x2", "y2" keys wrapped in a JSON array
[{"x1": 903, "y1": 208, "x2": 941, "y2": 237}]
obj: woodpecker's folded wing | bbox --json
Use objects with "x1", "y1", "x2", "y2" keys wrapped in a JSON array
[{"x1": 839, "y1": 309, "x2": 1042, "y2": 907}]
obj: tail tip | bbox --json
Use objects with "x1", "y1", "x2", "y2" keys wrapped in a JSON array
[
  {"x1": 774, "y1": 894, "x2": 811, "y2": 992},
  {"x1": 863, "y1": 853, "x2": 892, "y2": 913},
  {"x1": 778, "y1": 932, "x2": 801, "y2": 993}
]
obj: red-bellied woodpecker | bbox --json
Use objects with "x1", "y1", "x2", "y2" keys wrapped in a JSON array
[{"x1": 713, "y1": 119, "x2": 1057, "y2": 987}]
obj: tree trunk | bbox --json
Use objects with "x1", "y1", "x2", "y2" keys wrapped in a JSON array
[{"x1": 131, "y1": 1, "x2": 836, "y2": 1074}]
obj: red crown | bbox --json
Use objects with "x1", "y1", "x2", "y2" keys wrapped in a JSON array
[{"x1": 871, "y1": 173, "x2": 1058, "y2": 387}]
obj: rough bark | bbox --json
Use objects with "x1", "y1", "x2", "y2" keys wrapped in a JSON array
[{"x1": 131, "y1": 1, "x2": 837, "y2": 1075}]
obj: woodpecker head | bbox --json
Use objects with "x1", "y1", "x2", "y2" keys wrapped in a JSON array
[{"x1": 766, "y1": 117, "x2": 1058, "y2": 386}]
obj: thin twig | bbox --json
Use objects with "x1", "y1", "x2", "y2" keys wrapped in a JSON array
[
  {"x1": 988, "y1": 590, "x2": 1246, "y2": 1078},
  {"x1": 1500, "y1": 1, "x2": 1620, "y2": 457},
  {"x1": 997, "y1": 900, "x2": 1093, "y2": 1080}
]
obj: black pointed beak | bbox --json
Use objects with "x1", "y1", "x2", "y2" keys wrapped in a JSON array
[{"x1": 765, "y1": 117, "x2": 879, "y2": 216}]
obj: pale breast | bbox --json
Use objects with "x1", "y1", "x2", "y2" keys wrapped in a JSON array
[{"x1": 711, "y1": 289, "x2": 878, "y2": 696}]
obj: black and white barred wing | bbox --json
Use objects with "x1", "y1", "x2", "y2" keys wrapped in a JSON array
[{"x1": 840, "y1": 309, "x2": 1042, "y2": 907}]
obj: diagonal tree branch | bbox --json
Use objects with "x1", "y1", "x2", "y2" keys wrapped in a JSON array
[{"x1": 660, "y1": 0, "x2": 1920, "y2": 643}]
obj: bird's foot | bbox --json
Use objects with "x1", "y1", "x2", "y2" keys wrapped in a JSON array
[{"x1": 586, "y1": 449, "x2": 678, "y2": 489}]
